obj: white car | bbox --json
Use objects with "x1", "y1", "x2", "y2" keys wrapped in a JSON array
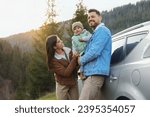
[{"x1": 102, "y1": 21, "x2": 150, "y2": 100}]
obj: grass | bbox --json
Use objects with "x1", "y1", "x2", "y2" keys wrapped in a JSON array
[{"x1": 38, "y1": 92, "x2": 57, "y2": 100}]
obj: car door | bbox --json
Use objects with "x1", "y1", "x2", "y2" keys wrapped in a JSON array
[
  {"x1": 119, "y1": 33, "x2": 149, "y2": 99},
  {"x1": 102, "y1": 37, "x2": 126, "y2": 99}
]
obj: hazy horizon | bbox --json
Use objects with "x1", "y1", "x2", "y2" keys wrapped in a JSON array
[{"x1": 0, "y1": 0, "x2": 141, "y2": 38}]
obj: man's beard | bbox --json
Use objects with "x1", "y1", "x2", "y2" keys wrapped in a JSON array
[
  {"x1": 91, "y1": 25, "x2": 97, "y2": 30},
  {"x1": 89, "y1": 21, "x2": 98, "y2": 29}
]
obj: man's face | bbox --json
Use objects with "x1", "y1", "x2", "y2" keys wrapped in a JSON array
[{"x1": 88, "y1": 12, "x2": 102, "y2": 29}]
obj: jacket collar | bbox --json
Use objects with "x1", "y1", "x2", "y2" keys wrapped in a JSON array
[
  {"x1": 54, "y1": 47, "x2": 71, "y2": 60},
  {"x1": 94, "y1": 23, "x2": 104, "y2": 32}
]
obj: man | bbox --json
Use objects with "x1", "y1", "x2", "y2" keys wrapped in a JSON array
[{"x1": 78, "y1": 9, "x2": 112, "y2": 100}]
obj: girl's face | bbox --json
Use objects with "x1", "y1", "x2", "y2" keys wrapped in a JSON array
[
  {"x1": 54, "y1": 37, "x2": 64, "y2": 50},
  {"x1": 73, "y1": 26, "x2": 83, "y2": 35}
]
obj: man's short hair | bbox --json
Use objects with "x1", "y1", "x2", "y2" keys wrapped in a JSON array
[{"x1": 88, "y1": 9, "x2": 101, "y2": 16}]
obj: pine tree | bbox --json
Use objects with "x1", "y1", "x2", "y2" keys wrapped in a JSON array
[
  {"x1": 0, "y1": 40, "x2": 13, "y2": 79},
  {"x1": 9, "y1": 46, "x2": 29, "y2": 99},
  {"x1": 0, "y1": 40, "x2": 30, "y2": 99},
  {"x1": 26, "y1": 0, "x2": 59, "y2": 99},
  {"x1": 72, "y1": 0, "x2": 92, "y2": 32}
]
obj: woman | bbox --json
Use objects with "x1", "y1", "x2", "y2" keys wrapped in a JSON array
[{"x1": 45, "y1": 35, "x2": 79, "y2": 100}]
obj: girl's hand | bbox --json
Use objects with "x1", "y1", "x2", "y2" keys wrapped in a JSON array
[{"x1": 79, "y1": 38, "x2": 85, "y2": 42}]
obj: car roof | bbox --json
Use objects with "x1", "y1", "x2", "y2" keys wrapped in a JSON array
[{"x1": 112, "y1": 21, "x2": 150, "y2": 39}]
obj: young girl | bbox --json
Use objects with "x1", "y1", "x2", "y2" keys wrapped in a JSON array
[
  {"x1": 71, "y1": 21, "x2": 92, "y2": 80},
  {"x1": 45, "y1": 35, "x2": 79, "y2": 100},
  {"x1": 71, "y1": 21, "x2": 91, "y2": 55}
]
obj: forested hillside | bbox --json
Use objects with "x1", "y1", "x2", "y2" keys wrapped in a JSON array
[
  {"x1": 102, "y1": 0, "x2": 150, "y2": 34},
  {"x1": 0, "y1": 40, "x2": 30, "y2": 99},
  {"x1": 1, "y1": 30, "x2": 37, "y2": 52},
  {"x1": 0, "y1": 0, "x2": 150, "y2": 99}
]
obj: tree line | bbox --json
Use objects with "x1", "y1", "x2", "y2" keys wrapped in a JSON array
[{"x1": 102, "y1": 0, "x2": 150, "y2": 34}]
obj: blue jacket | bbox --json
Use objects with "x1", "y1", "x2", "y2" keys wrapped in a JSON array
[{"x1": 80, "y1": 23, "x2": 112, "y2": 76}]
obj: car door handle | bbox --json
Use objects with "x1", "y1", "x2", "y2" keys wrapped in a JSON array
[{"x1": 110, "y1": 75, "x2": 118, "y2": 80}]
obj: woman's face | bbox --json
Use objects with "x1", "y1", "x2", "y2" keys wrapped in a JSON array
[{"x1": 54, "y1": 37, "x2": 64, "y2": 49}]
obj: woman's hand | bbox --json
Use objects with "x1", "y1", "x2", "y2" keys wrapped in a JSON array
[
  {"x1": 73, "y1": 51, "x2": 79, "y2": 57},
  {"x1": 78, "y1": 56, "x2": 81, "y2": 65}
]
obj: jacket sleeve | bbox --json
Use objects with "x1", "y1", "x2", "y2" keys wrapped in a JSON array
[
  {"x1": 82, "y1": 31, "x2": 92, "y2": 42},
  {"x1": 52, "y1": 57, "x2": 77, "y2": 77},
  {"x1": 80, "y1": 27, "x2": 111, "y2": 65}
]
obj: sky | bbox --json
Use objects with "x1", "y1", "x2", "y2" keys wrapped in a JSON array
[{"x1": 0, "y1": 0, "x2": 142, "y2": 37}]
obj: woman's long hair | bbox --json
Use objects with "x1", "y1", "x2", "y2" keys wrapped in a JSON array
[{"x1": 45, "y1": 35, "x2": 57, "y2": 70}]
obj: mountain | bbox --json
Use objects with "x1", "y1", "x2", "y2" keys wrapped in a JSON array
[{"x1": 0, "y1": 30, "x2": 37, "y2": 52}]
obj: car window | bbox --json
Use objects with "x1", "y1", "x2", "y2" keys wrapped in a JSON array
[
  {"x1": 126, "y1": 34, "x2": 147, "y2": 56},
  {"x1": 111, "y1": 38, "x2": 125, "y2": 65},
  {"x1": 144, "y1": 45, "x2": 150, "y2": 58}
]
